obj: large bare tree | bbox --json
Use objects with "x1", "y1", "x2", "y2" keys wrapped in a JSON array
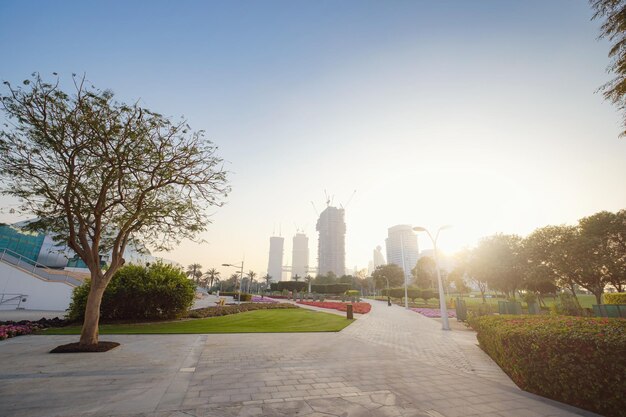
[{"x1": 0, "y1": 74, "x2": 229, "y2": 350}]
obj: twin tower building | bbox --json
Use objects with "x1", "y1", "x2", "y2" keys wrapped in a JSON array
[{"x1": 267, "y1": 206, "x2": 346, "y2": 282}]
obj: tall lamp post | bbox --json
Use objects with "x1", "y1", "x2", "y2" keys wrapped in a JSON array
[
  {"x1": 222, "y1": 261, "x2": 244, "y2": 305},
  {"x1": 384, "y1": 275, "x2": 391, "y2": 306},
  {"x1": 413, "y1": 225, "x2": 451, "y2": 331}
]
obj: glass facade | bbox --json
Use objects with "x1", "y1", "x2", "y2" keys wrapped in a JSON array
[{"x1": 0, "y1": 225, "x2": 46, "y2": 262}]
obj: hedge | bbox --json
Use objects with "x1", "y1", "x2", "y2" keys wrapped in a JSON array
[
  {"x1": 381, "y1": 287, "x2": 438, "y2": 302},
  {"x1": 188, "y1": 302, "x2": 297, "y2": 318},
  {"x1": 218, "y1": 292, "x2": 252, "y2": 301},
  {"x1": 604, "y1": 293, "x2": 626, "y2": 304},
  {"x1": 68, "y1": 263, "x2": 195, "y2": 322},
  {"x1": 270, "y1": 282, "x2": 308, "y2": 292},
  {"x1": 468, "y1": 315, "x2": 626, "y2": 417},
  {"x1": 311, "y1": 284, "x2": 350, "y2": 294}
]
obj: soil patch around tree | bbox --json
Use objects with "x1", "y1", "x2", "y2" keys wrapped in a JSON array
[{"x1": 50, "y1": 341, "x2": 120, "y2": 353}]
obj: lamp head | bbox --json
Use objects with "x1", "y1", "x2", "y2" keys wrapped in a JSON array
[
  {"x1": 413, "y1": 226, "x2": 427, "y2": 232},
  {"x1": 439, "y1": 225, "x2": 453, "y2": 231},
  {"x1": 221, "y1": 263, "x2": 231, "y2": 267}
]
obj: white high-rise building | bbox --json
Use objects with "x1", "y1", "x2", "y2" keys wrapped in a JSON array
[
  {"x1": 316, "y1": 206, "x2": 346, "y2": 276},
  {"x1": 385, "y1": 225, "x2": 419, "y2": 281},
  {"x1": 291, "y1": 232, "x2": 309, "y2": 279},
  {"x1": 267, "y1": 236, "x2": 284, "y2": 282},
  {"x1": 373, "y1": 245, "x2": 386, "y2": 268}
]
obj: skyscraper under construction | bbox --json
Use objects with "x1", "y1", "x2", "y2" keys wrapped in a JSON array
[{"x1": 316, "y1": 206, "x2": 346, "y2": 276}]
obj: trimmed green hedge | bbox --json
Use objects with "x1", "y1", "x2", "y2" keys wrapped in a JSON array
[
  {"x1": 311, "y1": 284, "x2": 350, "y2": 294},
  {"x1": 469, "y1": 315, "x2": 626, "y2": 417},
  {"x1": 604, "y1": 293, "x2": 626, "y2": 304},
  {"x1": 270, "y1": 282, "x2": 308, "y2": 292},
  {"x1": 218, "y1": 292, "x2": 252, "y2": 301},
  {"x1": 381, "y1": 287, "x2": 438, "y2": 303}
]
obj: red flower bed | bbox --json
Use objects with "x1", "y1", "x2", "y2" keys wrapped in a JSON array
[{"x1": 297, "y1": 301, "x2": 371, "y2": 314}]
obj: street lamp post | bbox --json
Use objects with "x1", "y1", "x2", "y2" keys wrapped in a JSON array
[
  {"x1": 413, "y1": 225, "x2": 451, "y2": 331},
  {"x1": 222, "y1": 261, "x2": 244, "y2": 305}
]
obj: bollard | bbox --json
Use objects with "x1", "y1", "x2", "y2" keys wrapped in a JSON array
[{"x1": 346, "y1": 304, "x2": 353, "y2": 320}]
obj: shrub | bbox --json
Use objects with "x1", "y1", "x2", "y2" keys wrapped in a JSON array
[
  {"x1": 218, "y1": 292, "x2": 252, "y2": 301},
  {"x1": 270, "y1": 281, "x2": 307, "y2": 292},
  {"x1": 553, "y1": 293, "x2": 583, "y2": 316},
  {"x1": 188, "y1": 302, "x2": 297, "y2": 318},
  {"x1": 345, "y1": 290, "x2": 360, "y2": 296},
  {"x1": 68, "y1": 263, "x2": 195, "y2": 322},
  {"x1": 311, "y1": 283, "x2": 350, "y2": 294},
  {"x1": 604, "y1": 293, "x2": 626, "y2": 304},
  {"x1": 468, "y1": 315, "x2": 626, "y2": 417}
]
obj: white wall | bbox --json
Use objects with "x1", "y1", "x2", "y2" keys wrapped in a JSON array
[{"x1": 0, "y1": 262, "x2": 73, "y2": 311}]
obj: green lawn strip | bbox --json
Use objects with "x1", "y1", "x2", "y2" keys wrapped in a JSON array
[{"x1": 39, "y1": 308, "x2": 353, "y2": 334}]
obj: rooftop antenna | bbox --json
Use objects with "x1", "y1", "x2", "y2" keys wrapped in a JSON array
[{"x1": 324, "y1": 190, "x2": 330, "y2": 207}]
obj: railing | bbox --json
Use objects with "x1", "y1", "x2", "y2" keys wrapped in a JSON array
[
  {"x1": 0, "y1": 247, "x2": 86, "y2": 287},
  {"x1": 0, "y1": 293, "x2": 28, "y2": 309}
]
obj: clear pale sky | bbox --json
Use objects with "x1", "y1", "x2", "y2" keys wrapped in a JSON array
[{"x1": 1, "y1": 1, "x2": 625, "y2": 278}]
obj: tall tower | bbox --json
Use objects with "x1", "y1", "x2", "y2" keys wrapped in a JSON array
[
  {"x1": 267, "y1": 236, "x2": 284, "y2": 282},
  {"x1": 373, "y1": 245, "x2": 386, "y2": 269},
  {"x1": 385, "y1": 225, "x2": 419, "y2": 281},
  {"x1": 291, "y1": 232, "x2": 309, "y2": 279},
  {"x1": 316, "y1": 206, "x2": 346, "y2": 276}
]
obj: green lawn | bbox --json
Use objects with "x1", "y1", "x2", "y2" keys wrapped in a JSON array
[{"x1": 40, "y1": 308, "x2": 353, "y2": 335}]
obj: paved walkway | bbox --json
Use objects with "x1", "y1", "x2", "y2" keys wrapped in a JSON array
[{"x1": 0, "y1": 300, "x2": 597, "y2": 417}]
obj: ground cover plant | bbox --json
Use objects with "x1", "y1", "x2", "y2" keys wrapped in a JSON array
[
  {"x1": 40, "y1": 309, "x2": 353, "y2": 334},
  {"x1": 410, "y1": 308, "x2": 456, "y2": 319},
  {"x1": 188, "y1": 302, "x2": 295, "y2": 318},
  {"x1": 250, "y1": 296, "x2": 277, "y2": 303},
  {"x1": 469, "y1": 315, "x2": 626, "y2": 417},
  {"x1": 0, "y1": 318, "x2": 68, "y2": 341},
  {"x1": 297, "y1": 301, "x2": 371, "y2": 314}
]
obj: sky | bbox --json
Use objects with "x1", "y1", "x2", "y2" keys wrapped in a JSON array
[{"x1": 1, "y1": 0, "x2": 625, "y2": 279}]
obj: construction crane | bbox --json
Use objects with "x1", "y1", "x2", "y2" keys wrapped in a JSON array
[{"x1": 340, "y1": 190, "x2": 357, "y2": 210}]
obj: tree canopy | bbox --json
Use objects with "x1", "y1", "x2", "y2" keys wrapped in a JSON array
[
  {"x1": 0, "y1": 74, "x2": 229, "y2": 349},
  {"x1": 590, "y1": 0, "x2": 626, "y2": 136},
  {"x1": 371, "y1": 264, "x2": 405, "y2": 289}
]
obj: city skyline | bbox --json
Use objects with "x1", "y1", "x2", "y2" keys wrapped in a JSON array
[{"x1": 1, "y1": 1, "x2": 625, "y2": 278}]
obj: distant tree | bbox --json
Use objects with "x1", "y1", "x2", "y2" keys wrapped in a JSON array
[
  {"x1": 412, "y1": 257, "x2": 437, "y2": 289},
  {"x1": 574, "y1": 211, "x2": 625, "y2": 303},
  {"x1": 372, "y1": 264, "x2": 405, "y2": 289},
  {"x1": 186, "y1": 264, "x2": 203, "y2": 284},
  {"x1": 447, "y1": 268, "x2": 470, "y2": 295},
  {"x1": 590, "y1": 0, "x2": 626, "y2": 137},
  {"x1": 0, "y1": 74, "x2": 228, "y2": 350},
  {"x1": 313, "y1": 272, "x2": 338, "y2": 284},
  {"x1": 263, "y1": 274, "x2": 272, "y2": 288},
  {"x1": 471, "y1": 234, "x2": 524, "y2": 299},
  {"x1": 292, "y1": 274, "x2": 301, "y2": 282},
  {"x1": 246, "y1": 270, "x2": 257, "y2": 293},
  {"x1": 203, "y1": 268, "x2": 220, "y2": 289},
  {"x1": 522, "y1": 226, "x2": 574, "y2": 303},
  {"x1": 304, "y1": 274, "x2": 313, "y2": 292}
]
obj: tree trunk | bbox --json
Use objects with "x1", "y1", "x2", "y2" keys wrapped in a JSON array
[
  {"x1": 79, "y1": 280, "x2": 106, "y2": 350},
  {"x1": 594, "y1": 290, "x2": 603, "y2": 305}
]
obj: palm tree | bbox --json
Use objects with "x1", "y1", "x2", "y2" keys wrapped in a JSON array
[
  {"x1": 186, "y1": 263, "x2": 203, "y2": 284},
  {"x1": 204, "y1": 268, "x2": 220, "y2": 290},
  {"x1": 304, "y1": 274, "x2": 313, "y2": 293},
  {"x1": 246, "y1": 270, "x2": 257, "y2": 293}
]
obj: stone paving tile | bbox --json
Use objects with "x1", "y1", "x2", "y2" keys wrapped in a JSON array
[{"x1": 0, "y1": 302, "x2": 601, "y2": 417}]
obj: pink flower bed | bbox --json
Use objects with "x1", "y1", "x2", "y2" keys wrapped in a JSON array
[
  {"x1": 0, "y1": 324, "x2": 35, "y2": 340},
  {"x1": 251, "y1": 296, "x2": 277, "y2": 303},
  {"x1": 410, "y1": 308, "x2": 456, "y2": 318},
  {"x1": 298, "y1": 301, "x2": 371, "y2": 314}
]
